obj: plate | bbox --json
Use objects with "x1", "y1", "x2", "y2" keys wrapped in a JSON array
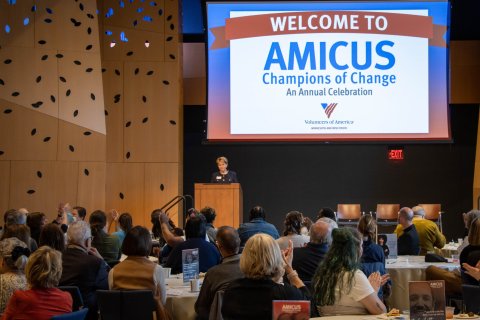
[{"x1": 454, "y1": 315, "x2": 479, "y2": 319}]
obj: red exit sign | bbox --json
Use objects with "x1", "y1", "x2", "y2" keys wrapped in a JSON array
[{"x1": 388, "y1": 148, "x2": 404, "y2": 160}]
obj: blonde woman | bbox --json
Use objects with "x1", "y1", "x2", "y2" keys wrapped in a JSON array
[
  {"x1": 222, "y1": 233, "x2": 309, "y2": 319},
  {"x1": 210, "y1": 156, "x2": 238, "y2": 183},
  {"x1": 2, "y1": 246, "x2": 72, "y2": 319}
]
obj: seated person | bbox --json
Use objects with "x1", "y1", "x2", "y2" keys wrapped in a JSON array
[
  {"x1": 397, "y1": 207, "x2": 420, "y2": 255},
  {"x1": 357, "y1": 215, "x2": 390, "y2": 300},
  {"x1": 0, "y1": 238, "x2": 29, "y2": 314},
  {"x1": 108, "y1": 210, "x2": 133, "y2": 246},
  {"x1": 109, "y1": 226, "x2": 168, "y2": 319},
  {"x1": 292, "y1": 218, "x2": 336, "y2": 282},
  {"x1": 222, "y1": 234, "x2": 309, "y2": 319},
  {"x1": 316, "y1": 207, "x2": 336, "y2": 221},
  {"x1": 59, "y1": 221, "x2": 109, "y2": 320},
  {"x1": 201, "y1": 207, "x2": 217, "y2": 243},
  {"x1": 3, "y1": 246, "x2": 72, "y2": 320},
  {"x1": 195, "y1": 226, "x2": 244, "y2": 320},
  {"x1": 394, "y1": 206, "x2": 445, "y2": 255},
  {"x1": 276, "y1": 211, "x2": 310, "y2": 250},
  {"x1": 89, "y1": 210, "x2": 121, "y2": 265},
  {"x1": 238, "y1": 206, "x2": 280, "y2": 247},
  {"x1": 460, "y1": 217, "x2": 480, "y2": 285},
  {"x1": 313, "y1": 228, "x2": 388, "y2": 316},
  {"x1": 164, "y1": 214, "x2": 221, "y2": 274},
  {"x1": 39, "y1": 223, "x2": 66, "y2": 252}
]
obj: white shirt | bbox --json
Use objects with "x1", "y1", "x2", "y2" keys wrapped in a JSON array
[
  {"x1": 276, "y1": 234, "x2": 310, "y2": 250},
  {"x1": 318, "y1": 270, "x2": 375, "y2": 316}
]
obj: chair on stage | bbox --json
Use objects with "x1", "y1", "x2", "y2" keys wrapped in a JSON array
[
  {"x1": 336, "y1": 204, "x2": 362, "y2": 227},
  {"x1": 375, "y1": 204, "x2": 400, "y2": 236},
  {"x1": 418, "y1": 203, "x2": 443, "y2": 232},
  {"x1": 96, "y1": 290, "x2": 157, "y2": 320}
]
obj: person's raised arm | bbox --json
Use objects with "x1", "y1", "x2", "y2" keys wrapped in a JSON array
[
  {"x1": 359, "y1": 272, "x2": 387, "y2": 315},
  {"x1": 107, "y1": 209, "x2": 119, "y2": 233},
  {"x1": 282, "y1": 240, "x2": 305, "y2": 289},
  {"x1": 159, "y1": 212, "x2": 184, "y2": 247}
]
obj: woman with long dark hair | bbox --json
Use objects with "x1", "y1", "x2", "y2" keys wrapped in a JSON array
[
  {"x1": 313, "y1": 228, "x2": 387, "y2": 316},
  {"x1": 89, "y1": 210, "x2": 121, "y2": 265}
]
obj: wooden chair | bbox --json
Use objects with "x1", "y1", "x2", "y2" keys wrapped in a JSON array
[
  {"x1": 375, "y1": 204, "x2": 400, "y2": 238},
  {"x1": 418, "y1": 203, "x2": 443, "y2": 232},
  {"x1": 336, "y1": 204, "x2": 362, "y2": 227}
]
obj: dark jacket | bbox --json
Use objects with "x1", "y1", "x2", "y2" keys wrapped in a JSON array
[
  {"x1": 361, "y1": 239, "x2": 388, "y2": 299},
  {"x1": 398, "y1": 224, "x2": 420, "y2": 255},
  {"x1": 222, "y1": 278, "x2": 310, "y2": 320},
  {"x1": 237, "y1": 218, "x2": 280, "y2": 246},
  {"x1": 59, "y1": 245, "x2": 109, "y2": 320},
  {"x1": 292, "y1": 242, "x2": 329, "y2": 282},
  {"x1": 164, "y1": 238, "x2": 221, "y2": 274}
]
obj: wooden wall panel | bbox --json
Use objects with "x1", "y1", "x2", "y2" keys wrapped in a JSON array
[
  {"x1": 106, "y1": 163, "x2": 145, "y2": 226},
  {"x1": 58, "y1": 51, "x2": 106, "y2": 134},
  {"x1": 34, "y1": 0, "x2": 100, "y2": 53},
  {"x1": 450, "y1": 41, "x2": 480, "y2": 104},
  {"x1": 164, "y1": 0, "x2": 180, "y2": 34},
  {"x1": 0, "y1": 100, "x2": 58, "y2": 161},
  {"x1": 0, "y1": 47, "x2": 59, "y2": 118},
  {"x1": 101, "y1": 26, "x2": 165, "y2": 62},
  {"x1": 0, "y1": 0, "x2": 35, "y2": 48},
  {"x1": 77, "y1": 162, "x2": 106, "y2": 215},
  {"x1": 123, "y1": 61, "x2": 179, "y2": 163},
  {"x1": 102, "y1": 61, "x2": 124, "y2": 162},
  {"x1": 145, "y1": 163, "x2": 181, "y2": 225},
  {"x1": 9, "y1": 161, "x2": 78, "y2": 220},
  {"x1": 102, "y1": 0, "x2": 165, "y2": 33},
  {"x1": 57, "y1": 120, "x2": 106, "y2": 162},
  {"x1": 0, "y1": 161, "x2": 10, "y2": 215}
]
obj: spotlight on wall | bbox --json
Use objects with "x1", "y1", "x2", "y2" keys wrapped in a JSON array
[
  {"x1": 110, "y1": 41, "x2": 116, "y2": 48},
  {"x1": 145, "y1": 40, "x2": 150, "y2": 48}
]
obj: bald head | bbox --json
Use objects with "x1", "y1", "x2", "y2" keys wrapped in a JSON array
[
  {"x1": 398, "y1": 207, "x2": 414, "y2": 228},
  {"x1": 310, "y1": 220, "x2": 334, "y2": 244},
  {"x1": 412, "y1": 206, "x2": 426, "y2": 217}
]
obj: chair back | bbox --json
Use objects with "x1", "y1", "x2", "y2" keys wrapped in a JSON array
[
  {"x1": 336, "y1": 204, "x2": 362, "y2": 226},
  {"x1": 57, "y1": 286, "x2": 84, "y2": 311},
  {"x1": 462, "y1": 284, "x2": 480, "y2": 314},
  {"x1": 375, "y1": 204, "x2": 400, "y2": 222},
  {"x1": 97, "y1": 290, "x2": 156, "y2": 320},
  {"x1": 51, "y1": 308, "x2": 89, "y2": 320}
]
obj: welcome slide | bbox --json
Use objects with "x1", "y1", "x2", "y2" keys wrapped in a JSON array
[{"x1": 207, "y1": 1, "x2": 450, "y2": 141}]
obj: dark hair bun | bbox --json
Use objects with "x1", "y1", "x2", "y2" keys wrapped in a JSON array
[{"x1": 11, "y1": 246, "x2": 31, "y2": 262}]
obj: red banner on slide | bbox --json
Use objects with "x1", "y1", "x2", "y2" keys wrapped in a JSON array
[{"x1": 210, "y1": 11, "x2": 447, "y2": 49}]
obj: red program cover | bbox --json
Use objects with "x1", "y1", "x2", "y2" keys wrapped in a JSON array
[{"x1": 272, "y1": 300, "x2": 310, "y2": 320}]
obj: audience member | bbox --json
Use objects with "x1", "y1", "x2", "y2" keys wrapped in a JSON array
[
  {"x1": 2, "y1": 246, "x2": 72, "y2": 320},
  {"x1": 108, "y1": 210, "x2": 133, "y2": 246},
  {"x1": 72, "y1": 206, "x2": 87, "y2": 221},
  {"x1": 357, "y1": 215, "x2": 390, "y2": 300},
  {"x1": 292, "y1": 218, "x2": 336, "y2": 282},
  {"x1": 39, "y1": 224, "x2": 66, "y2": 252},
  {"x1": 53, "y1": 202, "x2": 73, "y2": 228},
  {"x1": 109, "y1": 226, "x2": 168, "y2": 319},
  {"x1": 277, "y1": 211, "x2": 310, "y2": 250},
  {"x1": 426, "y1": 209, "x2": 480, "y2": 297},
  {"x1": 222, "y1": 234, "x2": 309, "y2": 319},
  {"x1": 316, "y1": 207, "x2": 336, "y2": 221},
  {"x1": 301, "y1": 216, "x2": 313, "y2": 236},
  {"x1": 0, "y1": 209, "x2": 17, "y2": 238},
  {"x1": 59, "y1": 221, "x2": 109, "y2": 320},
  {"x1": 0, "y1": 238, "x2": 29, "y2": 313},
  {"x1": 5, "y1": 210, "x2": 26, "y2": 226},
  {"x1": 237, "y1": 206, "x2": 280, "y2": 246},
  {"x1": 396, "y1": 207, "x2": 420, "y2": 255},
  {"x1": 26, "y1": 212, "x2": 47, "y2": 245},
  {"x1": 394, "y1": 206, "x2": 445, "y2": 255},
  {"x1": 462, "y1": 260, "x2": 480, "y2": 282},
  {"x1": 153, "y1": 209, "x2": 178, "y2": 248},
  {"x1": 89, "y1": 210, "x2": 121, "y2": 265},
  {"x1": 460, "y1": 217, "x2": 480, "y2": 285},
  {"x1": 195, "y1": 226, "x2": 243, "y2": 320},
  {"x1": 164, "y1": 214, "x2": 221, "y2": 274},
  {"x1": 201, "y1": 206, "x2": 217, "y2": 243},
  {"x1": 313, "y1": 228, "x2": 387, "y2": 316},
  {"x1": 1, "y1": 224, "x2": 38, "y2": 252}
]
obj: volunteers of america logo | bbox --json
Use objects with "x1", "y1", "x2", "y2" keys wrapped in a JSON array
[{"x1": 321, "y1": 103, "x2": 338, "y2": 118}]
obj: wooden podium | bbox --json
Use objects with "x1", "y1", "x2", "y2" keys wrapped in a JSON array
[{"x1": 194, "y1": 183, "x2": 243, "y2": 228}]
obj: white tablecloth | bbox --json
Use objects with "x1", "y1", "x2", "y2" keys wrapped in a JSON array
[
  {"x1": 165, "y1": 275, "x2": 200, "y2": 320},
  {"x1": 386, "y1": 256, "x2": 459, "y2": 311}
]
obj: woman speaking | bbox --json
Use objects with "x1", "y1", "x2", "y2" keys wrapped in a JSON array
[{"x1": 210, "y1": 156, "x2": 238, "y2": 183}]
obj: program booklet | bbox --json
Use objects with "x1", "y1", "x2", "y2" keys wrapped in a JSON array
[
  {"x1": 272, "y1": 300, "x2": 310, "y2": 320},
  {"x1": 182, "y1": 248, "x2": 199, "y2": 284},
  {"x1": 409, "y1": 280, "x2": 446, "y2": 320}
]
